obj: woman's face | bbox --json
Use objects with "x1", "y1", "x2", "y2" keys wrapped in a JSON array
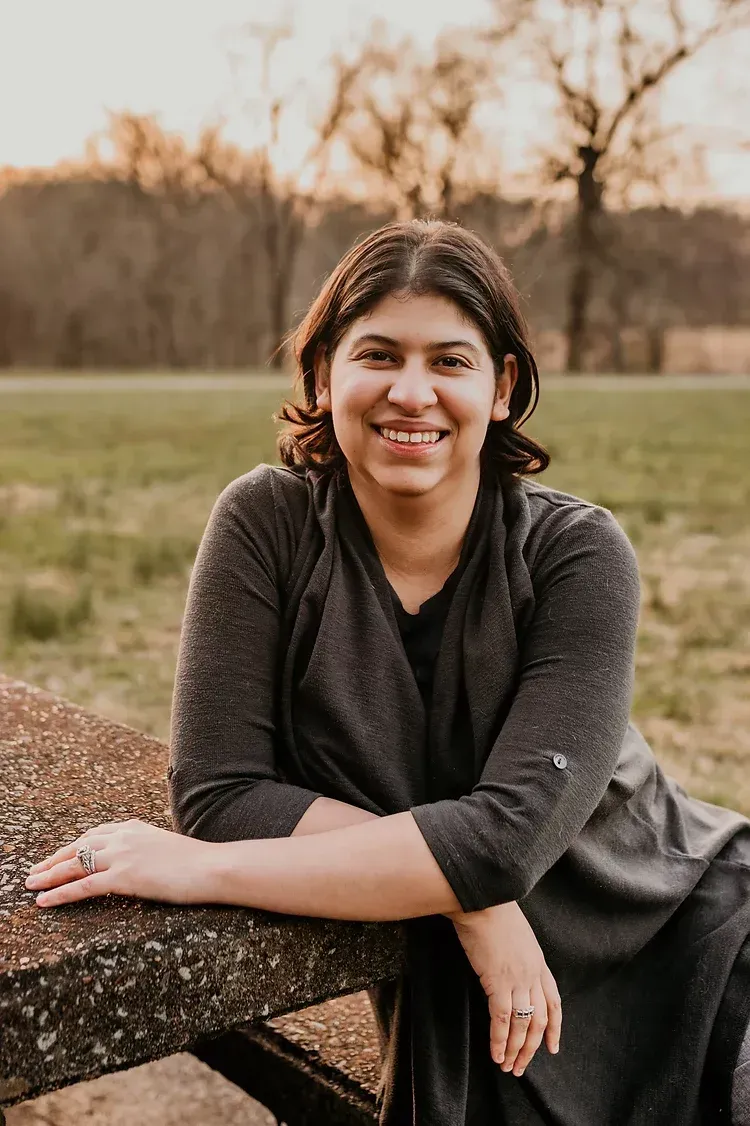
[{"x1": 314, "y1": 291, "x2": 518, "y2": 498}]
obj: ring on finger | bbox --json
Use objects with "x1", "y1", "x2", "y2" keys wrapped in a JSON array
[
  {"x1": 76, "y1": 845, "x2": 97, "y2": 876},
  {"x1": 512, "y1": 1006, "x2": 535, "y2": 1020}
]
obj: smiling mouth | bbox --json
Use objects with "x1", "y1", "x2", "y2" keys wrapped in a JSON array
[{"x1": 372, "y1": 425, "x2": 448, "y2": 446}]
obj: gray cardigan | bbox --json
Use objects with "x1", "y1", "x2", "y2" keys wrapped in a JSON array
[{"x1": 168, "y1": 462, "x2": 750, "y2": 1125}]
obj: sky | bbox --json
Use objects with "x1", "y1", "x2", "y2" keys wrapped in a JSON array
[{"x1": 0, "y1": 0, "x2": 748, "y2": 206}]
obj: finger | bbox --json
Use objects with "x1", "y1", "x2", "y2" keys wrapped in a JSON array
[
  {"x1": 83, "y1": 820, "x2": 136, "y2": 834},
  {"x1": 35, "y1": 873, "x2": 111, "y2": 908},
  {"x1": 511, "y1": 981, "x2": 548, "y2": 1076},
  {"x1": 27, "y1": 838, "x2": 109, "y2": 886},
  {"x1": 28, "y1": 827, "x2": 120, "y2": 873},
  {"x1": 26, "y1": 849, "x2": 110, "y2": 893},
  {"x1": 487, "y1": 988, "x2": 513, "y2": 1065},
  {"x1": 541, "y1": 964, "x2": 562, "y2": 1054},
  {"x1": 502, "y1": 991, "x2": 532, "y2": 1072},
  {"x1": 28, "y1": 841, "x2": 83, "y2": 873}
]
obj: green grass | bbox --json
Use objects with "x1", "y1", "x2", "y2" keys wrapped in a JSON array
[{"x1": 1, "y1": 379, "x2": 749, "y2": 812}]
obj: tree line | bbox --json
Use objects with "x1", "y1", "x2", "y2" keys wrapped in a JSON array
[{"x1": 0, "y1": 0, "x2": 748, "y2": 373}]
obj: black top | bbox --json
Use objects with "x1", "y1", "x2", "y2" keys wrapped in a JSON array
[
  {"x1": 391, "y1": 566, "x2": 501, "y2": 1123},
  {"x1": 390, "y1": 567, "x2": 463, "y2": 713}
]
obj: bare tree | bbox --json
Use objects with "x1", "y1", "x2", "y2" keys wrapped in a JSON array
[
  {"x1": 524, "y1": 0, "x2": 750, "y2": 371},
  {"x1": 328, "y1": 20, "x2": 526, "y2": 220},
  {"x1": 88, "y1": 112, "x2": 211, "y2": 367},
  {"x1": 199, "y1": 22, "x2": 354, "y2": 368},
  {"x1": 1, "y1": 168, "x2": 748, "y2": 371}
]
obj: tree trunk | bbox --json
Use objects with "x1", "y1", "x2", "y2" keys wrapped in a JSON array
[
  {"x1": 609, "y1": 281, "x2": 627, "y2": 372},
  {"x1": 646, "y1": 325, "x2": 664, "y2": 374},
  {"x1": 609, "y1": 324, "x2": 625, "y2": 373},
  {"x1": 268, "y1": 273, "x2": 287, "y2": 370},
  {"x1": 265, "y1": 200, "x2": 304, "y2": 371},
  {"x1": 565, "y1": 147, "x2": 602, "y2": 373},
  {"x1": 57, "y1": 311, "x2": 85, "y2": 369}
]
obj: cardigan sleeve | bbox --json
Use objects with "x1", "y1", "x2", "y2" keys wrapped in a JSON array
[
  {"x1": 168, "y1": 468, "x2": 324, "y2": 842},
  {"x1": 410, "y1": 504, "x2": 641, "y2": 913}
]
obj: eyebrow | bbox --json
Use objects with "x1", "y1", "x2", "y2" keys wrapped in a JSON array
[{"x1": 349, "y1": 333, "x2": 481, "y2": 359}]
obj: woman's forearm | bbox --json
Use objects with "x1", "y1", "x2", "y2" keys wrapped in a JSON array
[
  {"x1": 293, "y1": 799, "x2": 475, "y2": 923},
  {"x1": 212, "y1": 810, "x2": 463, "y2": 920},
  {"x1": 291, "y1": 795, "x2": 380, "y2": 836}
]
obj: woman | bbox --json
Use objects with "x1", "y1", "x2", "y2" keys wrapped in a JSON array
[{"x1": 26, "y1": 219, "x2": 750, "y2": 1125}]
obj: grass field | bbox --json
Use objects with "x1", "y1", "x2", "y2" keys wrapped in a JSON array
[{"x1": 1, "y1": 376, "x2": 749, "y2": 813}]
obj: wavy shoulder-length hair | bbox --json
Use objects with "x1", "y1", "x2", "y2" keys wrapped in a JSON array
[{"x1": 276, "y1": 218, "x2": 550, "y2": 482}]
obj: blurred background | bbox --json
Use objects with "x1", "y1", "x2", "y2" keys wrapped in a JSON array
[
  {"x1": 1, "y1": 3, "x2": 749, "y2": 1123},
  {"x1": 1, "y1": 0, "x2": 750, "y2": 373}
]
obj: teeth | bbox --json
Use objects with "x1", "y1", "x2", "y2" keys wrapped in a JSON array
[{"x1": 379, "y1": 428, "x2": 442, "y2": 444}]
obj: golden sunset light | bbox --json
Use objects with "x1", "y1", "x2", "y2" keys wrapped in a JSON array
[
  {"x1": 2, "y1": 5, "x2": 750, "y2": 1126},
  {"x1": 1, "y1": 0, "x2": 748, "y2": 204}
]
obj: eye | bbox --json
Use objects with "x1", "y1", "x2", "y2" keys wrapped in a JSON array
[
  {"x1": 435, "y1": 355, "x2": 469, "y2": 369},
  {"x1": 360, "y1": 350, "x2": 394, "y2": 363}
]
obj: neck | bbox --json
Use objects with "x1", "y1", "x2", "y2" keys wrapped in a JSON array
[{"x1": 348, "y1": 467, "x2": 480, "y2": 582}]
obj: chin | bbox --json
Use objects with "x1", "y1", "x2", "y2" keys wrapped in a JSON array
[{"x1": 371, "y1": 465, "x2": 445, "y2": 497}]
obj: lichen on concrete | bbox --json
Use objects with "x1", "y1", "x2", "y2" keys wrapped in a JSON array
[{"x1": 0, "y1": 675, "x2": 404, "y2": 1108}]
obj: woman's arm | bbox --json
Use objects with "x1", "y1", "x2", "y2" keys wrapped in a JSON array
[
  {"x1": 291, "y1": 796, "x2": 380, "y2": 836},
  {"x1": 168, "y1": 469, "x2": 325, "y2": 842},
  {"x1": 27, "y1": 811, "x2": 561, "y2": 1072},
  {"x1": 167, "y1": 471, "x2": 457, "y2": 915},
  {"x1": 409, "y1": 504, "x2": 642, "y2": 914},
  {"x1": 282, "y1": 506, "x2": 640, "y2": 922},
  {"x1": 215, "y1": 809, "x2": 462, "y2": 919},
  {"x1": 215, "y1": 809, "x2": 563, "y2": 1072}
]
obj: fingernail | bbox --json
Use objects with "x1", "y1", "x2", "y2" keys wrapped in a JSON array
[
  {"x1": 515, "y1": 1068, "x2": 525, "y2": 1077},
  {"x1": 28, "y1": 863, "x2": 43, "y2": 873},
  {"x1": 25, "y1": 875, "x2": 40, "y2": 887},
  {"x1": 552, "y1": 1044, "x2": 559, "y2": 1054}
]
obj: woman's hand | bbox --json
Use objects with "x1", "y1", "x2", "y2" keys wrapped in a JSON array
[
  {"x1": 25, "y1": 819, "x2": 220, "y2": 908},
  {"x1": 447, "y1": 901, "x2": 562, "y2": 1077}
]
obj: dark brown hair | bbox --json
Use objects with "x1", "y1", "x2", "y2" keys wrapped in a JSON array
[{"x1": 276, "y1": 218, "x2": 550, "y2": 482}]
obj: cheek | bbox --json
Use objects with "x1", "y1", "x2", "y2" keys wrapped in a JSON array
[
  {"x1": 331, "y1": 374, "x2": 383, "y2": 428},
  {"x1": 443, "y1": 382, "x2": 496, "y2": 428}
]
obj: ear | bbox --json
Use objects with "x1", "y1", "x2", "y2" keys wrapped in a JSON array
[
  {"x1": 313, "y1": 344, "x2": 332, "y2": 412},
  {"x1": 490, "y1": 354, "x2": 519, "y2": 422}
]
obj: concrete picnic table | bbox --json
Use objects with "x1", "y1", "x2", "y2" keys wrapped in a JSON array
[{"x1": 0, "y1": 675, "x2": 405, "y2": 1111}]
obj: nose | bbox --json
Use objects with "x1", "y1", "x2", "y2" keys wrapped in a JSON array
[{"x1": 386, "y1": 360, "x2": 438, "y2": 414}]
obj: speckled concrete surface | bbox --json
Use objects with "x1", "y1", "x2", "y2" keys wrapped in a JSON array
[
  {"x1": 3, "y1": 991, "x2": 384, "y2": 1126},
  {"x1": 0, "y1": 674, "x2": 404, "y2": 1109},
  {"x1": 269, "y1": 992, "x2": 381, "y2": 1097}
]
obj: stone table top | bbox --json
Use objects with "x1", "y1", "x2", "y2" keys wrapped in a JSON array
[{"x1": 0, "y1": 675, "x2": 404, "y2": 1107}]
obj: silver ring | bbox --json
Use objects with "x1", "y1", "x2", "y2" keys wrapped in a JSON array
[
  {"x1": 76, "y1": 845, "x2": 97, "y2": 876},
  {"x1": 512, "y1": 1006, "x2": 535, "y2": 1020}
]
